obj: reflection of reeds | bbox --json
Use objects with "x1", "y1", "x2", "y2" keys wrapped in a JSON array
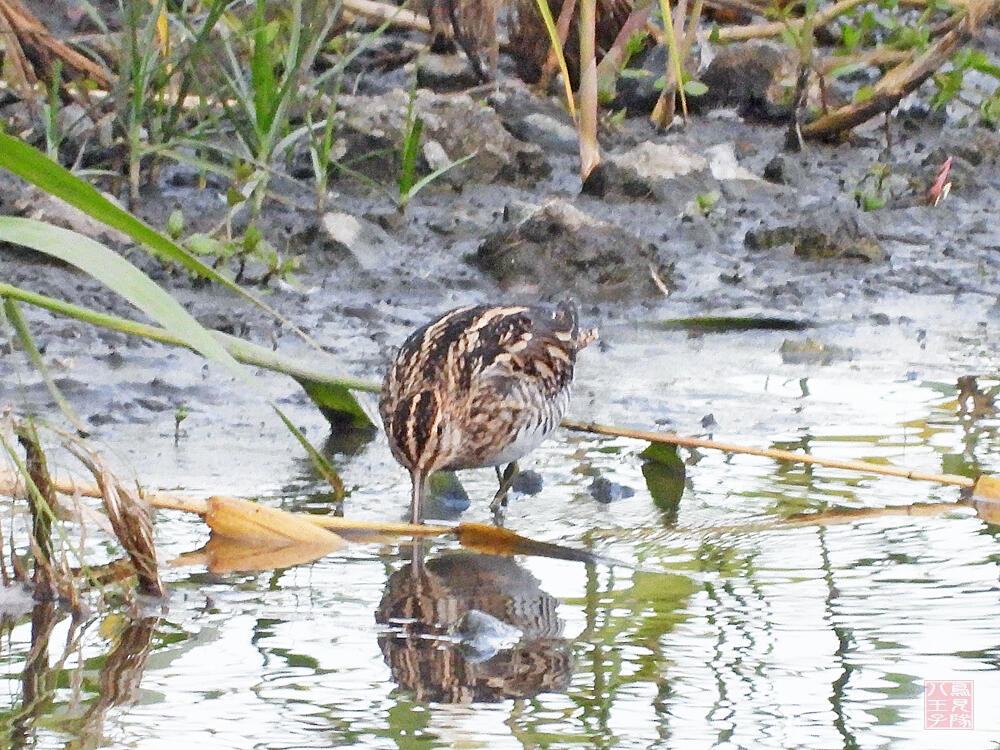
[
  {"x1": 8, "y1": 601, "x2": 61, "y2": 745},
  {"x1": 5, "y1": 603, "x2": 160, "y2": 747},
  {"x1": 1, "y1": 418, "x2": 165, "y2": 601},
  {"x1": 87, "y1": 616, "x2": 160, "y2": 712}
]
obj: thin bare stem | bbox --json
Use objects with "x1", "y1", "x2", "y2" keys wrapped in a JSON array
[{"x1": 562, "y1": 420, "x2": 976, "y2": 487}]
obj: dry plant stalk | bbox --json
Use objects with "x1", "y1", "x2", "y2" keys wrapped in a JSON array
[
  {"x1": 343, "y1": 0, "x2": 431, "y2": 31},
  {"x1": 578, "y1": 0, "x2": 601, "y2": 178},
  {"x1": 561, "y1": 419, "x2": 1000, "y2": 502},
  {"x1": 802, "y1": 18, "x2": 971, "y2": 139},
  {"x1": 594, "y1": 4, "x2": 653, "y2": 85},
  {"x1": 0, "y1": 0, "x2": 111, "y2": 92},
  {"x1": 650, "y1": 0, "x2": 703, "y2": 127},
  {"x1": 446, "y1": 0, "x2": 503, "y2": 81},
  {"x1": 714, "y1": 0, "x2": 872, "y2": 42},
  {"x1": 68, "y1": 444, "x2": 167, "y2": 597},
  {"x1": 13, "y1": 423, "x2": 56, "y2": 591},
  {"x1": 4, "y1": 422, "x2": 89, "y2": 606},
  {"x1": 513, "y1": 0, "x2": 633, "y2": 84}
]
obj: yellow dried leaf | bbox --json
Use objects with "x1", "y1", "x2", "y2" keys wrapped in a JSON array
[{"x1": 204, "y1": 495, "x2": 345, "y2": 548}]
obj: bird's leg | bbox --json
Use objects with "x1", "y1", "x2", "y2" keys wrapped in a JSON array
[
  {"x1": 409, "y1": 536, "x2": 426, "y2": 574},
  {"x1": 489, "y1": 461, "x2": 519, "y2": 523},
  {"x1": 410, "y1": 469, "x2": 426, "y2": 525}
]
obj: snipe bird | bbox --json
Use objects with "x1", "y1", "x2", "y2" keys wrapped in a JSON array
[{"x1": 380, "y1": 303, "x2": 595, "y2": 524}]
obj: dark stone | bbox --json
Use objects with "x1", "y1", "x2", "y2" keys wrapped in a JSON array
[
  {"x1": 488, "y1": 79, "x2": 575, "y2": 154},
  {"x1": 589, "y1": 475, "x2": 636, "y2": 503},
  {"x1": 416, "y1": 53, "x2": 481, "y2": 91},
  {"x1": 582, "y1": 141, "x2": 718, "y2": 214},
  {"x1": 197, "y1": 312, "x2": 250, "y2": 337},
  {"x1": 511, "y1": 470, "x2": 543, "y2": 495},
  {"x1": 611, "y1": 45, "x2": 669, "y2": 116},
  {"x1": 502, "y1": 111, "x2": 579, "y2": 154},
  {"x1": 763, "y1": 155, "x2": 806, "y2": 185},
  {"x1": 745, "y1": 203, "x2": 884, "y2": 262},
  {"x1": 695, "y1": 40, "x2": 798, "y2": 121},
  {"x1": 472, "y1": 199, "x2": 672, "y2": 301},
  {"x1": 335, "y1": 90, "x2": 549, "y2": 185}
]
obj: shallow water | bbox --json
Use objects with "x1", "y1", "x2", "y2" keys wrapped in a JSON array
[{"x1": 3, "y1": 292, "x2": 1000, "y2": 749}]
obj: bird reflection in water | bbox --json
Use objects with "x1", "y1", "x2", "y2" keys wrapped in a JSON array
[{"x1": 376, "y1": 550, "x2": 571, "y2": 703}]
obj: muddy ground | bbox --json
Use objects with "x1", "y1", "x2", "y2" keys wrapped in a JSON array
[{"x1": 3, "y1": 55, "x2": 1000, "y2": 503}]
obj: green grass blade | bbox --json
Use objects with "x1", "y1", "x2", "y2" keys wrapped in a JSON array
[
  {"x1": 398, "y1": 116, "x2": 424, "y2": 198},
  {"x1": 251, "y1": 0, "x2": 279, "y2": 136},
  {"x1": 0, "y1": 131, "x2": 254, "y2": 305},
  {"x1": 298, "y1": 380, "x2": 375, "y2": 430},
  {"x1": 656, "y1": 0, "x2": 689, "y2": 119},
  {"x1": 0, "y1": 282, "x2": 380, "y2": 424},
  {"x1": 404, "y1": 152, "x2": 475, "y2": 203},
  {"x1": 532, "y1": 0, "x2": 577, "y2": 122},
  {"x1": 274, "y1": 408, "x2": 345, "y2": 497},
  {"x1": 0, "y1": 218, "x2": 232, "y2": 364},
  {"x1": 0, "y1": 218, "x2": 347, "y2": 497},
  {"x1": 1, "y1": 298, "x2": 89, "y2": 435},
  {"x1": 0, "y1": 131, "x2": 347, "y2": 379}
]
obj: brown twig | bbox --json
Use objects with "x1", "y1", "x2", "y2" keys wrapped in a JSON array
[
  {"x1": 815, "y1": 47, "x2": 911, "y2": 76},
  {"x1": 715, "y1": 0, "x2": 888, "y2": 42},
  {"x1": 562, "y1": 419, "x2": 977, "y2": 487},
  {"x1": 801, "y1": 24, "x2": 966, "y2": 139},
  {"x1": 341, "y1": 0, "x2": 431, "y2": 32},
  {"x1": 0, "y1": 0, "x2": 111, "y2": 89}
]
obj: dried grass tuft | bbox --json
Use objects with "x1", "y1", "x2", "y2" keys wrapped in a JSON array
[{"x1": 68, "y1": 445, "x2": 167, "y2": 598}]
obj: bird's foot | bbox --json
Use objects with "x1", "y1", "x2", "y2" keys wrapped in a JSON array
[
  {"x1": 490, "y1": 500, "x2": 507, "y2": 527},
  {"x1": 489, "y1": 462, "x2": 519, "y2": 526}
]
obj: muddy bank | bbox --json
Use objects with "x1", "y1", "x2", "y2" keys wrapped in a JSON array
[
  {"x1": 5, "y1": 88, "x2": 1000, "y2": 328},
  {"x1": 4, "y1": 71, "x2": 1000, "y2": 486}
]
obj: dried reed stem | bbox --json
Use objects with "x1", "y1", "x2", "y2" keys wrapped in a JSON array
[
  {"x1": 562, "y1": 420, "x2": 977, "y2": 487},
  {"x1": 68, "y1": 445, "x2": 167, "y2": 597}
]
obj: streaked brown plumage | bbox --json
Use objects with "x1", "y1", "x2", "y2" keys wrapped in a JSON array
[{"x1": 380, "y1": 302, "x2": 595, "y2": 524}]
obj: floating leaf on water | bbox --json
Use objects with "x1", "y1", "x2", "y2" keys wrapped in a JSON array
[
  {"x1": 640, "y1": 442, "x2": 683, "y2": 468},
  {"x1": 658, "y1": 316, "x2": 810, "y2": 332},
  {"x1": 972, "y1": 475, "x2": 1000, "y2": 502},
  {"x1": 642, "y1": 463, "x2": 685, "y2": 519},
  {"x1": 427, "y1": 471, "x2": 471, "y2": 512},
  {"x1": 204, "y1": 495, "x2": 346, "y2": 548},
  {"x1": 297, "y1": 378, "x2": 374, "y2": 430}
]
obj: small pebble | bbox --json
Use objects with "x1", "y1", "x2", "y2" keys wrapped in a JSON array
[
  {"x1": 590, "y1": 476, "x2": 635, "y2": 504},
  {"x1": 512, "y1": 470, "x2": 543, "y2": 496}
]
